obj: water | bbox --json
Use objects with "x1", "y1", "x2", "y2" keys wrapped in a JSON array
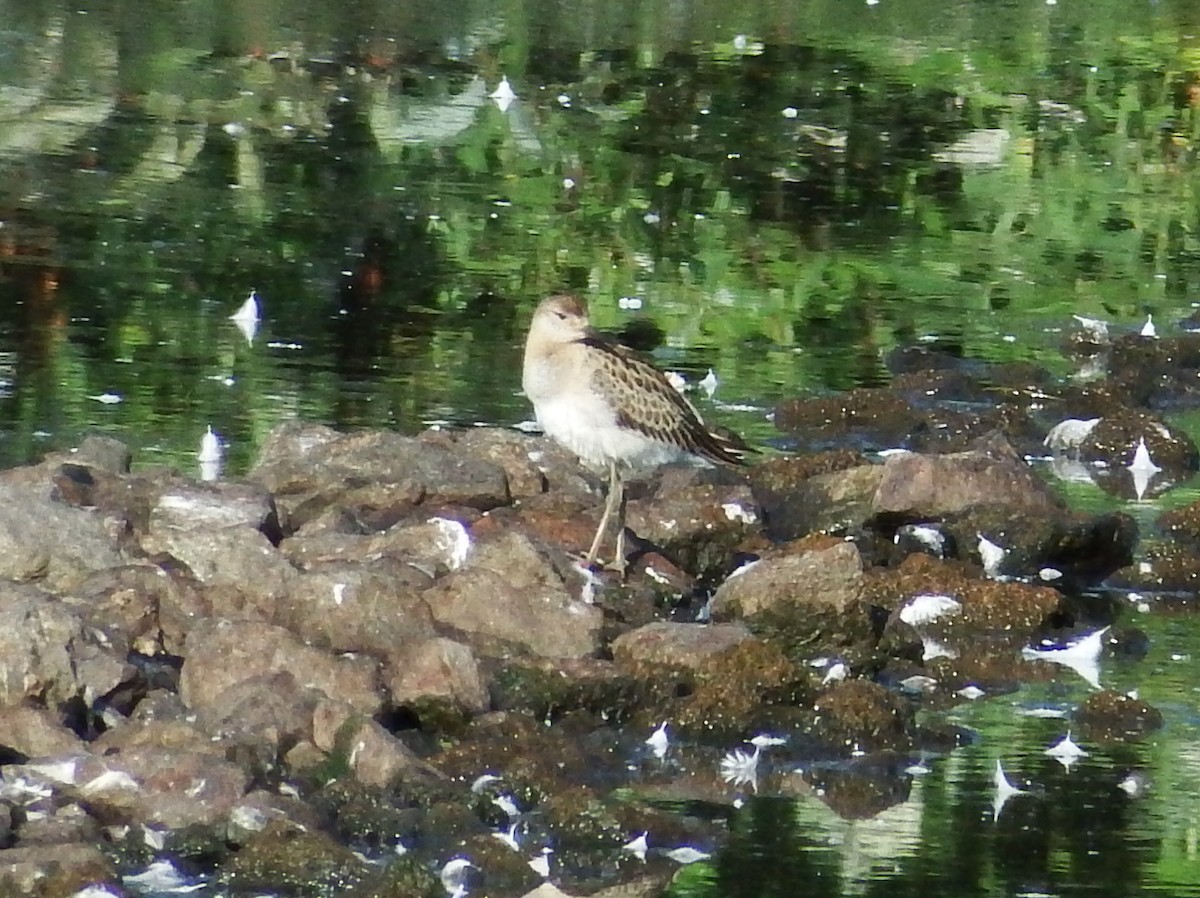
[{"x1": 3, "y1": 0, "x2": 1200, "y2": 894}]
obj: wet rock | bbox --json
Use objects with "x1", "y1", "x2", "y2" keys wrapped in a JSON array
[
  {"x1": 1109, "y1": 540, "x2": 1200, "y2": 594},
  {"x1": 423, "y1": 531, "x2": 602, "y2": 659},
  {"x1": 809, "y1": 679, "x2": 914, "y2": 753},
  {"x1": 872, "y1": 433, "x2": 1063, "y2": 518},
  {"x1": 0, "y1": 843, "x2": 117, "y2": 897},
  {"x1": 344, "y1": 854, "x2": 444, "y2": 898},
  {"x1": 781, "y1": 762, "x2": 912, "y2": 819},
  {"x1": 179, "y1": 618, "x2": 382, "y2": 717},
  {"x1": 219, "y1": 820, "x2": 371, "y2": 893},
  {"x1": 311, "y1": 704, "x2": 444, "y2": 789},
  {"x1": 710, "y1": 539, "x2": 863, "y2": 619},
  {"x1": 774, "y1": 388, "x2": 920, "y2": 451},
  {"x1": 13, "y1": 800, "x2": 101, "y2": 847},
  {"x1": 1078, "y1": 408, "x2": 1198, "y2": 471},
  {"x1": 1157, "y1": 498, "x2": 1200, "y2": 545},
  {"x1": 625, "y1": 468, "x2": 759, "y2": 576},
  {"x1": 0, "y1": 706, "x2": 85, "y2": 759},
  {"x1": 674, "y1": 640, "x2": 811, "y2": 738},
  {"x1": 249, "y1": 422, "x2": 511, "y2": 528},
  {"x1": 934, "y1": 507, "x2": 1137, "y2": 584},
  {"x1": 748, "y1": 455, "x2": 880, "y2": 541},
  {"x1": 386, "y1": 636, "x2": 490, "y2": 719},
  {"x1": 491, "y1": 656, "x2": 650, "y2": 721},
  {"x1": 0, "y1": 481, "x2": 124, "y2": 589},
  {"x1": 1074, "y1": 690, "x2": 1164, "y2": 742},
  {"x1": 871, "y1": 554, "x2": 1063, "y2": 635},
  {"x1": 610, "y1": 622, "x2": 754, "y2": 671}
]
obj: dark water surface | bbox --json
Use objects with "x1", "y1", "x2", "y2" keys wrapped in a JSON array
[{"x1": 4, "y1": 0, "x2": 1200, "y2": 895}]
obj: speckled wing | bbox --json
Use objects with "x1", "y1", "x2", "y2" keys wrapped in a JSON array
[{"x1": 582, "y1": 335, "x2": 749, "y2": 466}]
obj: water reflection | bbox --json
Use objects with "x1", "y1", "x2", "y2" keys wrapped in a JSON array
[{"x1": 4, "y1": 2, "x2": 1200, "y2": 892}]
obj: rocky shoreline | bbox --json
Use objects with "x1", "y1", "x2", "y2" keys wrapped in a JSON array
[{"x1": 2, "y1": 330, "x2": 1198, "y2": 896}]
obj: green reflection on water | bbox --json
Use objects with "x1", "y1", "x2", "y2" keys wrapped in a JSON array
[{"x1": 3, "y1": 0, "x2": 1200, "y2": 893}]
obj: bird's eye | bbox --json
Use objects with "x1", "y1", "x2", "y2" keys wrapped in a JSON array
[{"x1": 555, "y1": 311, "x2": 567, "y2": 320}]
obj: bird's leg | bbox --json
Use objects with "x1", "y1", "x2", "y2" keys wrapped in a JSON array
[
  {"x1": 586, "y1": 460, "x2": 619, "y2": 565},
  {"x1": 611, "y1": 468, "x2": 628, "y2": 577}
]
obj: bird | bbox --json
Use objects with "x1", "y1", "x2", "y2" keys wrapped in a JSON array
[{"x1": 522, "y1": 294, "x2": 750, "y2": 574}]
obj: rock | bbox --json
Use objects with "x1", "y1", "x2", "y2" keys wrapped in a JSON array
[
  {"x1": 872, "y1": 433, "x2": 1063, "y2": 517},
  {"x1": 179, "y1": 618, "x2": 382, "y2": 717},
  {"x1": 710, "y1": 540, "x2": 863, "y2": 619},
  {"x1": 810, "y1": 679, "x2": 914, "y2": 752},
  {"x1": 1074, "y1": 690, "x2": 1164, "y2": 742},
  {"x1": 248, "y1": 423, "x2": 511, "y2": 527},
  {"x1": 625, "y1": 470, "x2": 759, "y2": 576},
  {"x1": 148, "y1": 481, "x2": 283, "y2": 544},
  {"x1": 385, "y1": 637, "x2": 490, "y2": 716},
  {"x1": 0, "y1": 706, "x2": 84, "y2": 759},
  {"x1": 491, "y1": 657, "x2": 642, "y2": 720},
  {"x1": 0, "y1": 590, "x2": 132, "y2": 709},
  {"x1": 72, "y1": 563, "x2": 204, "y2": 657},
  {"x1": 190, "y1": 671, "x2": 325, "y2": 766},
  {"x1": 1079, "y1": 407, "x2": 1198, "y2": 472},
  {"x1": 219, "y1": 820, "x2": 371, "y2": 893},
  {"x1": 424, "y1": 531, "x2": 603, "y2": 659},
  {"x1": 420, "y1": 428, "x2": 548, "y2": 498},
  {"x1": 774, "y1": 388, "x2": 920, "y2": 451},
  {"x1": 141, "y1": 525, "x2": 299, "y2": 615},
  {"x1": 749, "y1": 454, "x2": 880, "y2": 541},
  {"x1": 13, "y1": 800, "x2": 101, "y2": 847},
  {"x1": 781, "y1": 764, "x2": 911, "y2": 820},
  {"x1": 282, "y1": 516, "x2": 471, "y2": 579},
  {"x1": 311, "y1": 702, "x2": 443, "y2": 788},
  {"x1": 870, "y1": 554, "x2": 1063, "y2": 637},
  {"x1": 0, "y1": 481, "x2": 123, "y2": 589},
  {"x1": 275, "y1": 562, "x2": 437, "y2": 656},
  {"x1": 674, "y1": 640, "x2": 810, "y2": 737},
  {"x1": 5, "y1": 745, "x2": 250, "y2": 831},
  {"x1": 0, "y1": 843, "x2": 117, "y2": 896},
  {"x1": 610, "y1": 622, "x2": 754, "y2": 671}
]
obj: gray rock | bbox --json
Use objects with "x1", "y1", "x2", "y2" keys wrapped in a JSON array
[
  {"x1": 72, "y1": 564, "x2": 199, "y2": 657},
  {"x1": 420, "y1": 428, "x2": 548, "y2": 498},
  {"x1": 148, "y1": 481, "x2": 282, "y2": 543},
  {"x1": 179, "y1": 618, "x2": 382, "y2": 717},
  {"x1": 385, "y1": 637, "x2": 489, "y2": 714},
  {"x1": 0, "y1": 842, "x2": 116, "y2": 895},
  {"x1": 423, "y1": 531, "x2": 602, "y2": 659},
  {"x1": 710, "y1": 541, "x2": 864, "y2": 619},
  {"x1": 0, "y1": 482, "x2": 123, "y2": 589},
  {"x1": 276, "y1": 562, "x2": 437, "y2": 655},
  {"x1": 610, "y1": 621, "x2": 755, "y2": 670},
  {"x1": 280, "y1": 515, "x2": 466, "y2": 578},
  {"x1": 249, "y1": 423, "x2": 510, "y2": 527},
  {"x1": 0, "y1": 591, "x2": 132, "y2": 708},
  {"x1": 873, "y1": 434, "x2": 1063, "y2": 517},
  {"x1": 625, "y1": 468, "x2": 759, "y2": 573},
  {"x1": 311, "y1": 703, "x2": 443, "y2": 788},
  {"x1": 0, "y1": 706, "x2": 84, "y2": 758}
]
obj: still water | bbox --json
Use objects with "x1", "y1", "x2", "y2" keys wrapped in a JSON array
[{"x1": 3, "y1": 0, "x2": 1200, "y2": 895}]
